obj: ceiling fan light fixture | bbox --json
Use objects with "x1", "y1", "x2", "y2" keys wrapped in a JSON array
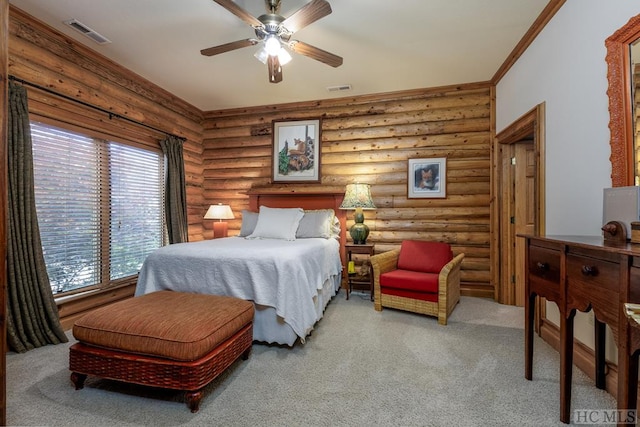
[
  {"x1": 255, "y1": 45, "x2": 291, "y2": 66},
  {"x1": 254, "y1": 47, "x2": 269, "y2": 64},
  {"x1": 278, "y1": 47, "x2": 292, "y2": 65},
  {"x1": 264, "y1": 36, "x2": 281, "y2": 56}
]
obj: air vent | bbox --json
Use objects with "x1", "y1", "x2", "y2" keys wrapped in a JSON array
[
  {"x1": 64, "y1": 19, "x2": 111, "y2": 45},
  {"x1": 327, "y1": 84, "x2": 352, "y2": 92}
]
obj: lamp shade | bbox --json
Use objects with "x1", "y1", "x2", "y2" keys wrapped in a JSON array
[
  {"x1": 204, "y1": 203, "x2": 235, "y2": 220},
  {"x1": 339, "y1": 183, "x2": 376, "y2": 210},
  {"x1": 340, "y1": 183, "x2": 376, "y2": 244}
]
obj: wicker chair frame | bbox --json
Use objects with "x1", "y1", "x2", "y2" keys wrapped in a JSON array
[{"x1": 371, "y1": 247, "x2": 464, "y2": 325}]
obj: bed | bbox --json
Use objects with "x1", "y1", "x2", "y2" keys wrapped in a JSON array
[{"x1": 135, "y1": 189, "x2": 347, "y2": 346}]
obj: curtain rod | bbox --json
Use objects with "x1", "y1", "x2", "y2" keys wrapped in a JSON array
[{"x1": 8, "y1": 75, "x2": 186, "y2": 141}]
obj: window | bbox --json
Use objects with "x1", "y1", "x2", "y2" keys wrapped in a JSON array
[{"x1": 31, "y1": 122, "x2": 165, "y2": 295}]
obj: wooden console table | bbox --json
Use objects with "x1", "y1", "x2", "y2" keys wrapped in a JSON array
[{"x1": 523, "y1": 235, "x2": 640, "y2": 424}]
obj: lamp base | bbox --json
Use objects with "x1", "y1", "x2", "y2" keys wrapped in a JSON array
[
  {"x1": 213, "y1": 222, "x2": 228, "y2": 239},
  {"x1": 349, "y1": 223, "x2": 369, "y2": 244}
]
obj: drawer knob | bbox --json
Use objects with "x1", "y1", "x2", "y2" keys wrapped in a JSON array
[
  {"x1": 581, "y1": 265, "x2": 599, "y2": 276},
  {"x1": 535, "y1": 262, "x2": 549, "y2": 272}
]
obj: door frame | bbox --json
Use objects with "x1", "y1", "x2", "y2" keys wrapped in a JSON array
[{"x1": 492, "y1": 103, "x2": 546, "y2": 305}]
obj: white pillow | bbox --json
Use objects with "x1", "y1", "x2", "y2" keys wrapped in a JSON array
[
  {"x1": 238, "y1": 210, "x2": 259, "y2": 237},
  {"x1": 296, "y1": 209, "x2": 335, "y2": 239},
  {"x1": 331, "y1": 215, "x2": 341, "y2": 239},
  {"x1": 247, "y1": 206, "x2": 304, "y2": 240}
]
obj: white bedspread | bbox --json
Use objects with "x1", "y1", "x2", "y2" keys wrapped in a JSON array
[{"x1": 135, "y1": 237, "x2": 342, "y2": 341}]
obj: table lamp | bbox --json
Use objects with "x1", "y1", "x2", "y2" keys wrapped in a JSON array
[
  {"x1": 204, "y1": 203, "x2": 234, "y2": 238},
  {"x1": 339, "y1": 183, "x2": 376, "y2": 244}
]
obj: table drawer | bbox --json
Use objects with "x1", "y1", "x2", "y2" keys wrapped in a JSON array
[
  {"x1": 566, "y1": 254, "x2": 619, "y2": 292},
  {"x1": 528, "y1": 245, "x2": 561, "y2": 285}
]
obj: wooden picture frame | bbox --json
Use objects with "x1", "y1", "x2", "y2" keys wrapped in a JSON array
[
  {"x1": 408, "y1": 157, "x2": 447, "y2": 198},
  {"x1": 272, "y1": 119, "x2": 321, "y2": 183}
]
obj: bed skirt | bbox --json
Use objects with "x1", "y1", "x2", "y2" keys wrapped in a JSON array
[{"x1": 253, "y1": 273, "x2": 341, "y2": 346}]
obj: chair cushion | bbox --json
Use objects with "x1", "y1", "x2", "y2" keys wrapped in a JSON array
[
  {"x1": 397, "y1": 240, "x2": 452, "y2": 274},
  {"x1": 379, "y1": 269, "x2": 439, "y2": 294},
  {"x1": 380, "y1": 287, "x2": 438, "y2": 303},
  {"x1": 73, "y1": 291, "x2": 254, "y2": 362}
]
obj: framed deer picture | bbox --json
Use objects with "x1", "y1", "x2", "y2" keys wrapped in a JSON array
[{"x1": 272, "y1": 119, "x2": 321, "y2": 183}]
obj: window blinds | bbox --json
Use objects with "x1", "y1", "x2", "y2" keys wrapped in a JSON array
[{"x1": 31, "y1": 122, "x2": 164, "y2": 295}]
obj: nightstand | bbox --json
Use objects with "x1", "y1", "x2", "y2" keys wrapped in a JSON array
[{"x1": 345, "y1": 242, "x2": 375, "y2": 301}]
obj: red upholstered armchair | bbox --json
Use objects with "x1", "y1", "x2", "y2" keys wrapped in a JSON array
[{"x1": 370, "y1": 240, "x2": 464, "y2": 325}]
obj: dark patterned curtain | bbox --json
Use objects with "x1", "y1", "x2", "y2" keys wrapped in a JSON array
[
  {"x1": 160, "y1": 135, "x2": 188, "y2": 244},
  {"x1": 7, "y1": 81, "x2": 68, "y2": 352}
]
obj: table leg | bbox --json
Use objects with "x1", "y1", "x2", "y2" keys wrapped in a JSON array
[
  {"x1": 594, "y1": 317, "x2": 606, "y2": 390},
  {"x1": 346, "y1": 251, "x2": 352, "y2": 300},
  {"x1": 525, "y1": 292, "x2": 536, "y2": 380},
  {"x1": 617, "y1": 348, "x2": 638, "y2": 418},
  {"x1": 627, "y1": 352, "x2": 638, "y2": 426},
  {"x1": 560, "y1": 309, "x2": 575, "y2": 424}
]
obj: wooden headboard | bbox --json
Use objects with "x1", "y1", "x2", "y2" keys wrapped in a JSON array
[{"x1": 246, "y1": 188, "x2": 347, "y2": 273}]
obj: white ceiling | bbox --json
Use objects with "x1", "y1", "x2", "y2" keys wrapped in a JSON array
[{"x1": 9, "y1": 0, "x2": 550, "y2": 112}]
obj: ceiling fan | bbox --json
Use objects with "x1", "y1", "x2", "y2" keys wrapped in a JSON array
[{"x1": 201, "y1": 0, "x2": 343, "y2": 83}]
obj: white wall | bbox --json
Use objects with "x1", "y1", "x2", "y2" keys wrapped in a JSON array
[
  {"x1": 497, "y1": 0, "x2": 640, "y2": 235},
  {"x1": 497, "y1": 0, "x2": 640, "y2": 356}
]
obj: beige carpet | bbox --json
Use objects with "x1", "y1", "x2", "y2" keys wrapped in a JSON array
[{"x1": 7, "y1": 294, "x2": 616, "y2": 426}]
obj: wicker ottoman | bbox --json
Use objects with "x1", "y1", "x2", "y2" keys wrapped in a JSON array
[{"x1": 69, "y1": 291, "x2": 254, "y2": 412}]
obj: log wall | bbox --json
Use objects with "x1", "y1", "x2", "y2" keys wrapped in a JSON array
[
  {"x1": 8, "y1": 6, "x2": 205, "y2": 240},
  {"x1": 7, "y1": 7, "x2": 205, "y2": 324},
  {"x1": 8, "y1": 5, "x2": 494, "y2": 301},
  {"x1": 202, "y1": 85, "x2": 493, "y2": 297}
]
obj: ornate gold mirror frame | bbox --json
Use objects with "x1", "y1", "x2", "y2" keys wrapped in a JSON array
[{"x1": 606, "y1": 14, "x2": 640, "y2": 187}]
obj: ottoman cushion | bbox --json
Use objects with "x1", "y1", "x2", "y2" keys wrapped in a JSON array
[{"x1": 72, "y1": 291, "x2": 254, "y2": 362}]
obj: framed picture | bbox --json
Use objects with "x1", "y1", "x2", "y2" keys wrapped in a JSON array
[
  {"x1": 408, "y1": 157, "x2": 447, "y2": 198},
  {"x1": 272, "y1": 119, "x2": 321, "y2": 183}
]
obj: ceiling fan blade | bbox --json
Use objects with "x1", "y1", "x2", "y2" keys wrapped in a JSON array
[
  {"x1": 282, "y1": 0, "x2": 332, "y2": 33},
  {"x1": 267, "y1": 55, "x2": 283, "y2": 83},
  {"x1": 212, "y1": 0, "x2": 263, "y2": 28},
  {"x1": 200, "y1": 39, "x2": 258, "y2": 56},
  {"x1": 290, "y1": 41, "x2": 343, "y2": 67}
]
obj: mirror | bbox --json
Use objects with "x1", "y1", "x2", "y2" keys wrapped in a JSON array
[{"x1": 606, "y1": 13, "x2": 640, "y2": 187}]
